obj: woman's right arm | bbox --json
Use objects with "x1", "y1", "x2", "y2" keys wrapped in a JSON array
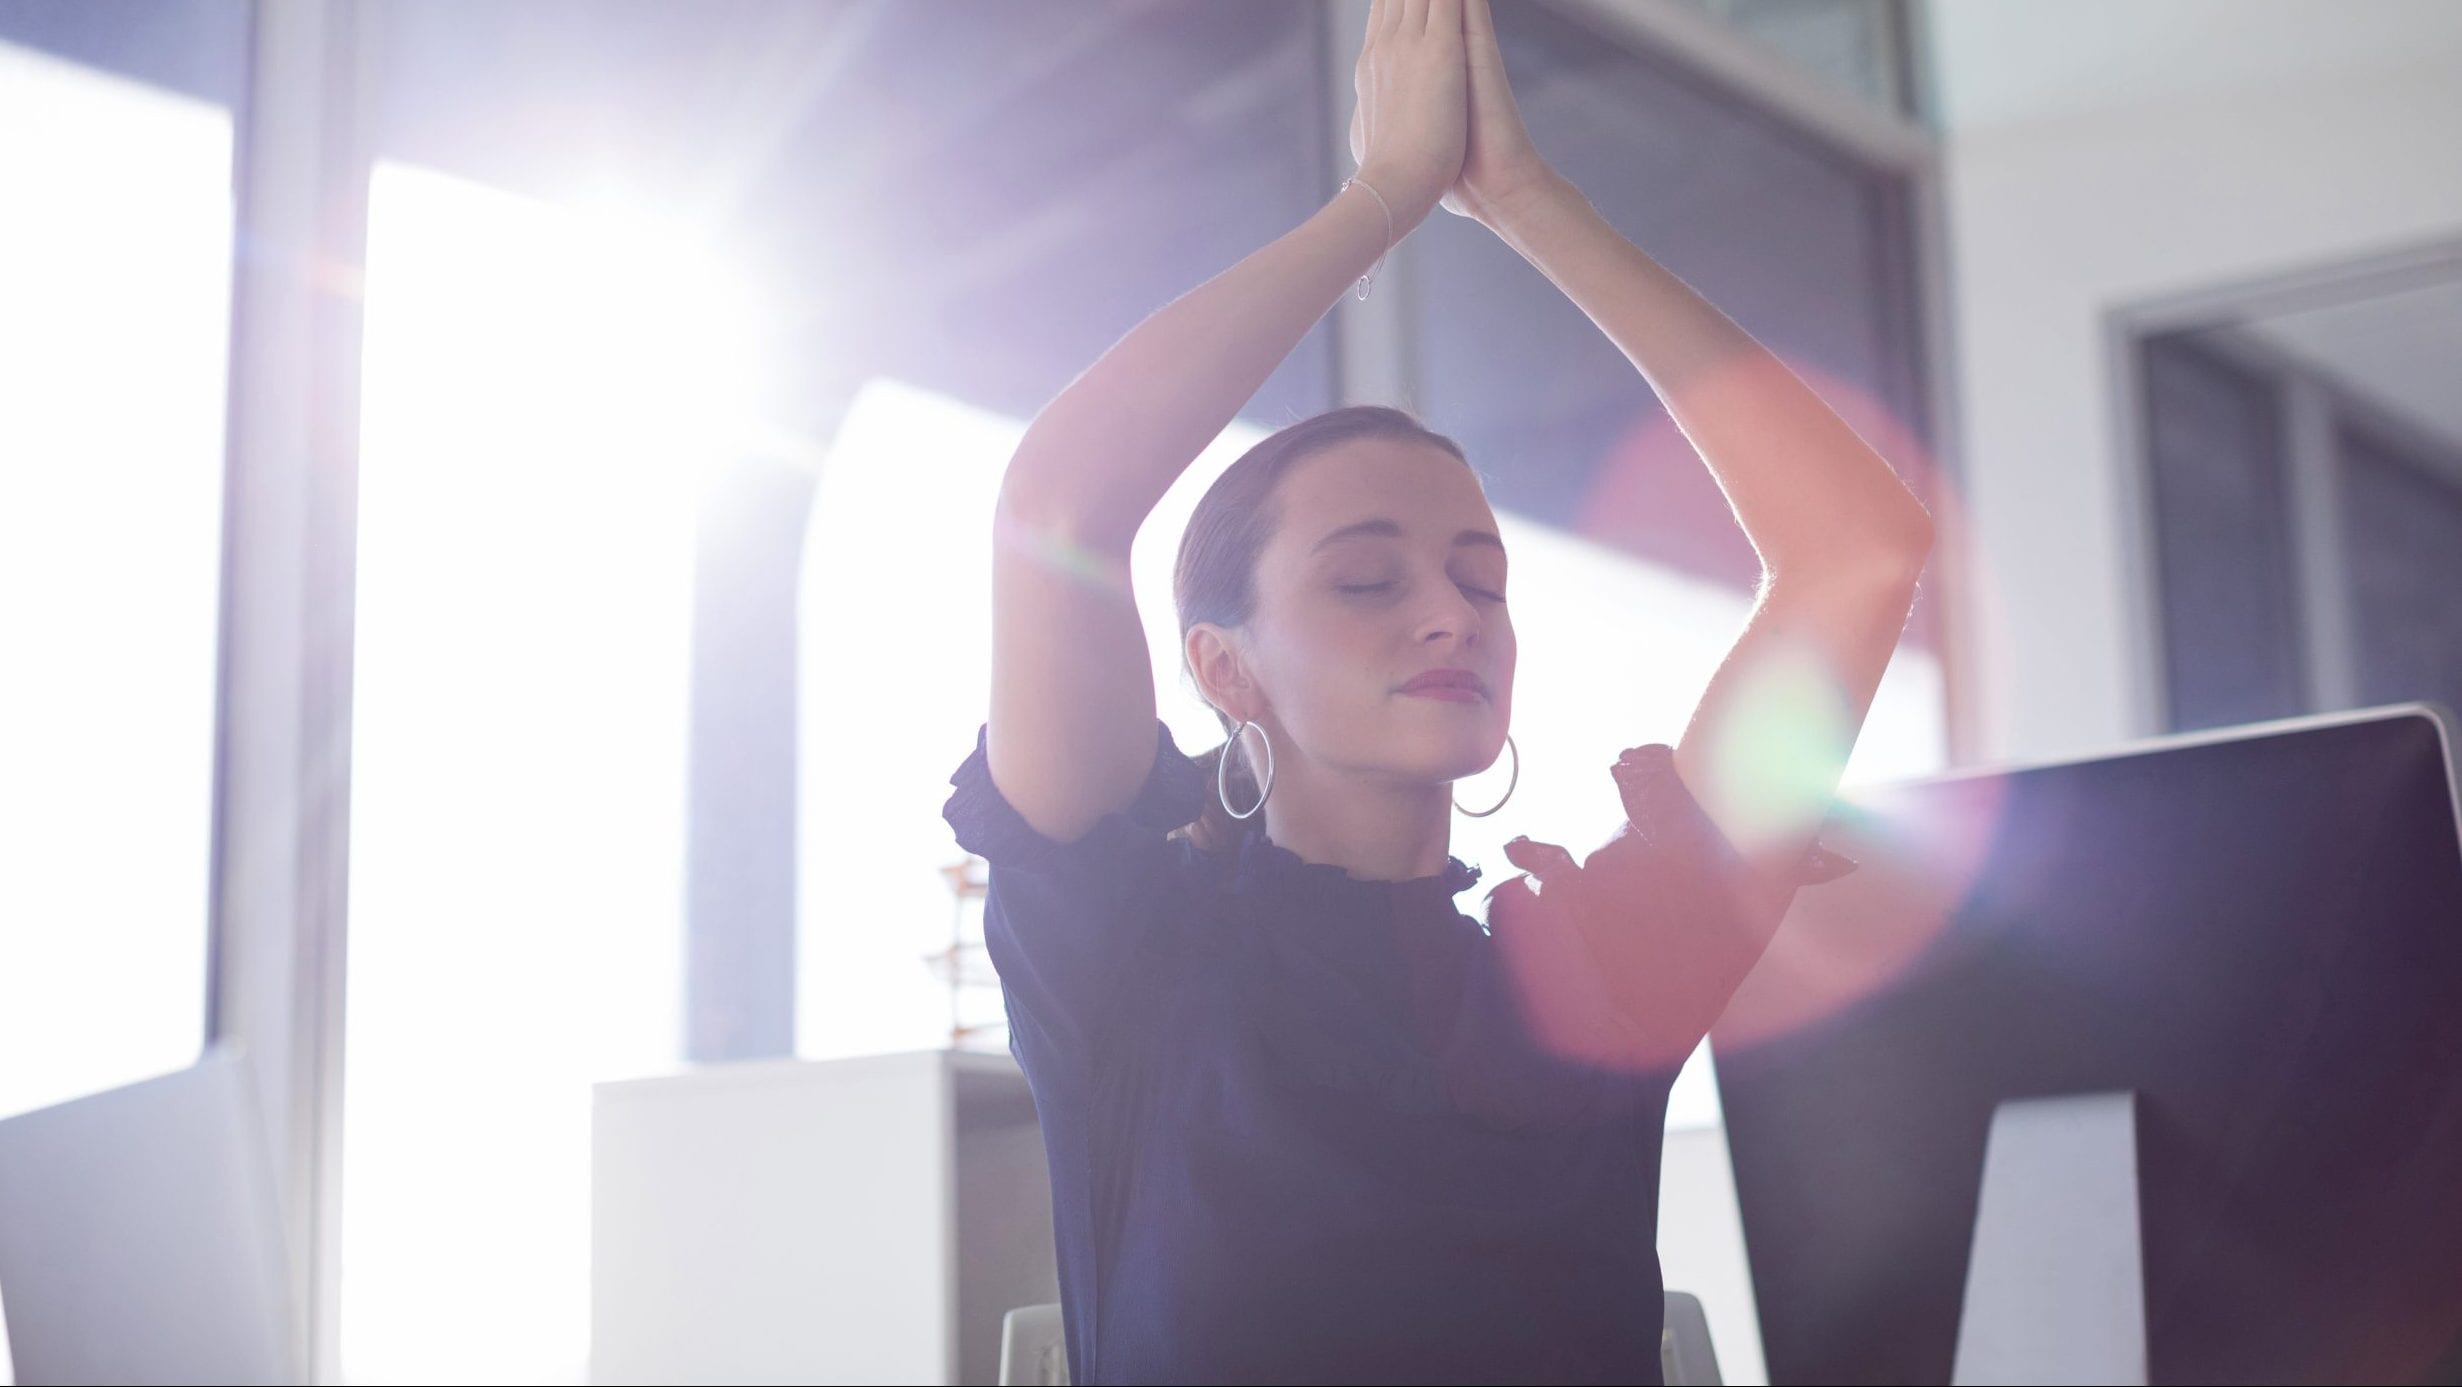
[{"x1": 989, "y1": 0, "x2": 1468, "y2": 844}]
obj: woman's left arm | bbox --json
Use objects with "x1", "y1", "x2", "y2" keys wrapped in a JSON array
[{"x1": 1452, "y1": 0, "x2": 1934, "y2": 906}]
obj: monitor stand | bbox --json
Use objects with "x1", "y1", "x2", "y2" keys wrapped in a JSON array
[{"x1": 1952, "y1": 1091, "x2": 2146, "y2": 1387}]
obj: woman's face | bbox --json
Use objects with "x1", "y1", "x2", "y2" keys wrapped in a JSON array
[{"x1": 1207, "y1": 435, "x2": 1516, "y2": 788}]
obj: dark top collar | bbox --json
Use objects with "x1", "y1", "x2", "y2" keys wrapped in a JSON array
[{"x1": 1223, "y1": 824, "x2": 1484, "y2": 909}]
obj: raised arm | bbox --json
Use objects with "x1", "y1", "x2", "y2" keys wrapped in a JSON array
[
  {"x1": 1450, "y1": 0, "x2": 1932, "y2": 908},
  {"x1": 988, "y1": 0, "x2": 1472, "y2": 844}
]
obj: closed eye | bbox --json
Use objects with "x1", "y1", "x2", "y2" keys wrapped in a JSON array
[{"x1": 1338, "y1": 580, "x2": 1506, "y2": 602}]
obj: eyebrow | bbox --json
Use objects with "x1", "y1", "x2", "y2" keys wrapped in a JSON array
[{"x1": 1308, "y1": 519, "x2": 1505, "y2": 555}]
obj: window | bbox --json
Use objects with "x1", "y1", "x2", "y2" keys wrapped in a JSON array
[
  {"x1": 2341, "y1": 422, "x2": 2462, "y2": 716},
  {"x1": 2135, "y1": 266, "x2": 2462, "y2": 735},
  {"x1": 2141, "y1": 335, "x2": 2308, "y2": 730},
  {"x1": 339, "y1": 162, "x2": 746, "y2": 1384},
  {"x1": 0, "y1": 16, "x2": 244, "y2": 1379},
  {"x1": 1672, "y1": 0, "x2": 1916, "y2": 114},
  {"x1": 794, "y1": 378, "x2": 1269, "y2": 1060},
  {"x1": 780, "y1": 1, "x2": 1338, "y2": 1058},
  {"x1": 0, "y1": 40, "x2": 232, "y2": 1126}
]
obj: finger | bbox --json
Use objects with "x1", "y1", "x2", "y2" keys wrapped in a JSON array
[
  {"x1": 1503, "y1": 835, "x2": 1582, "y2": 891},
  {"x1": 1428, "y1": 0, "x2": 1463, "y2": 40},
  {"x1": 1379, "y1": 0, "x2": 1405, "y2": 36},
  {"x1": 1399, "y1": 0, "x2": 1429, "y2": 35},
  {"x1": 1355, "y1": 0, "x2": 1377, "y2": 103},
  {"x1": 1464, "y1": 0, "x2": 1496, "y2": 43}
]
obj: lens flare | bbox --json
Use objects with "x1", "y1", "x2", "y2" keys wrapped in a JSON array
[
  {"x1": 1696, "y1": 634, "x2": 1858, "y2": 855},
  {"x1": 993, "y1": 505, "x2": 1134, "y2": 598},
  {"x1": 1714, "y1": 767, "x2": 2010, "y2": 1055}
]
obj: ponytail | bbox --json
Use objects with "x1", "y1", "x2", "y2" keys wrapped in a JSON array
[{"x1": 1176, "y1": 733, "x2": 1258, "y2": 857}]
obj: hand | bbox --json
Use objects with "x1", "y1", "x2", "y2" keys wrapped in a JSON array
[
  {"x1": 1348, "y1": 0, "x2": 1469, "y2": 226},
  {"x1": 1441, "y1": 0, "x2": 1556, "y2": 222},
  {"x1": 1488, "y1": 830, "x2": 1737, "y2": 1073}
]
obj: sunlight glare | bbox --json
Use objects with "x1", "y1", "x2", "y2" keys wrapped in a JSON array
[{"x1": 344, "y1": 160, "x2": 755, "y2": 1385}]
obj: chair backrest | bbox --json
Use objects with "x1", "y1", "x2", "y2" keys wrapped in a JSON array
[
  {"x1": 1662, "y1": 1290, "x2": 1724, "y2": 1386},
  {"x1": 997, "y1": 1292, "x2": 1721, "y2": 1384},
  {"x1": 999, "y1": 1302, "x2": 1069, "y2": 1386}
]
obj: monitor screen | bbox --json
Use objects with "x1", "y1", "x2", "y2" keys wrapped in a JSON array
[{"x1": 1713, "y1": 703, "x2": 2462, "y2": 1385}]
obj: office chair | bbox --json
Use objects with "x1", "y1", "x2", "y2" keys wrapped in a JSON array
[{"x1": 997, "y1": 1291, "x2": 1723, "y2": 1385}]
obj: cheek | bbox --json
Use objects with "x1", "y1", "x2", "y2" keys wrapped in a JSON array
[{"x1": 1255, "y1": 604, "x2": 1391, "y2": 706}]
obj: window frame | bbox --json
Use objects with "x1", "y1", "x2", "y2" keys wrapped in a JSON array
[{"x1": 2109, "y1": 235, "x2": 2462, "y2": 737}]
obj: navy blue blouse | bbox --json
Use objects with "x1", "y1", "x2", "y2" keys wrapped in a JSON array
[{"x1": 942, "y1": 719, "x2": 1855, "y2": 1385}]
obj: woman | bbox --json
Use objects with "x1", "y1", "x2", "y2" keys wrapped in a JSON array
[{"x1": 943, "y1": 1, "x2": 1934, "y2": 1380}]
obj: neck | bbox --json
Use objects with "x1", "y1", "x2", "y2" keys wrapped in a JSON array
[{"x1": 1257, "y1": 751, "x2": 1456, "y2": 883}]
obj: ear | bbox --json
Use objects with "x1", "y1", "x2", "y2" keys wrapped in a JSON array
[{"x1": 1185, "y1": 623, "x2": 1259, "y2": 722}]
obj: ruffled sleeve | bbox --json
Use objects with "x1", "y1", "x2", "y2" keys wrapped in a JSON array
[
  {"x1": 941, "y1": 718, "x2": 1209, "y2": 1060},
  {"x1": 1608, "y1": 743, "x2": 1860, "y2": 891},
  {"x1": 1474, "y1": 743, "x2": 1859, "y2": 1081}
]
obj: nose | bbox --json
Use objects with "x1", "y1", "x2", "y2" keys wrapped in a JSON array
[{"x1": 1415, "y1": 583, "x2": 1484, "y2": 648}]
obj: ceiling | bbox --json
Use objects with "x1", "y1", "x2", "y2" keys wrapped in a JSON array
[{"x1": 1923, "y1": 0, "x2": 2462, "y2": 133}]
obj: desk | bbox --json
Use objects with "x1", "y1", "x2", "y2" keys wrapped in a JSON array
[{"x1": 591, "y1": 1050, "x2": 1057, "y2": 1385}]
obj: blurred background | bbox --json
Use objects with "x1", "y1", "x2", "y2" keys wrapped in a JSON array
[{"x1": 0, "y1": 0, "x2": 2456, "y2": 1381}]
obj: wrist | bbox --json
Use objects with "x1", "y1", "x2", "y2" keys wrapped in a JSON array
[
  {"x1": 1339, "y1": 173, "x2": 1399, "y2": 250},
  {"x1": 1351, "y1": 160, "x2": 1447, "y2": 230},
  {"x1": 1467, "y1": 164, "x2": 1576, "y2": 233}
]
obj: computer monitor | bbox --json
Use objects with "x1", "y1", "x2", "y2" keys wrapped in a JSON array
[
  {"x1": 0, "y1": 1044, "x2": 298, "y2": 1386},
  {"x1": 1712, "y1": 702, "x2": 2462, "y2": 1385}
]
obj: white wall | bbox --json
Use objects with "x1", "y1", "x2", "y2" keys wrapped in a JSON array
[
  {"x1": 1931, "y1": 0, "x2": 2462, "y2": 762},
  {"x1": 1660, "y1": 1123, "x2": 1768, "y2": 1385}
]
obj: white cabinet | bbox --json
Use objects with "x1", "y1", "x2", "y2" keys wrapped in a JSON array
[{"x1": 591, "y1": 1050, "x2": 1058, "y2": 1385}]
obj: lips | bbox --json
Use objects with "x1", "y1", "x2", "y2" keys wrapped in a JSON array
[{"x1": 1399, "y1": 669, "x2": 1488, "y2": 698}]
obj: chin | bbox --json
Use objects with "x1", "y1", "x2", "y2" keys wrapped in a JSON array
[
  {"x1": 1342, "y1": 698, "x2": 1504, "y2": 777},
  {"x1": 1406, "y1": 714, "x2": 1507, "y2": 777}
]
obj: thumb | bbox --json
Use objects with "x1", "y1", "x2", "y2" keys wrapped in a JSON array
[{"x1": 1503, "y1": 834, "x2": 1581, "y2": 890}]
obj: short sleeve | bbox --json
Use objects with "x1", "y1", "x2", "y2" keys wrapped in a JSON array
[
  {"x1": 1608, "y1": 742, "x2": 1860, "y2": 891},
  {"x1": 1478, "y1": 743, "x2": 1858, "y2": 1073},
  {"x1": 941, "y1": 718, "x2": 1209, "y2": 1060}
]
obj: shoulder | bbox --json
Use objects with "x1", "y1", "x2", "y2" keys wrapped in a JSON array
[{"x1": 944, "y1": 718, "x2": 1209, "y2": 879}]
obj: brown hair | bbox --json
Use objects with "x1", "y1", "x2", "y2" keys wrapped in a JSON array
[{"x1": 1169, "y1": 405, "x2": 1473, "y2": 854}]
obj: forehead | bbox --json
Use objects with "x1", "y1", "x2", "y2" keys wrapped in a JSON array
[{"x1": 1267, "y1": 436, "x2": 1497, "y2": 555}]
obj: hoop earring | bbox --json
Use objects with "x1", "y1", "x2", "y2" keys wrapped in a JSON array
[
  {"x1": 1453, "y1": 734, "x2": 1518, "y2": 818},
  {"x1": 1219, "y1": 719, "x2": 1275, "y2": 820}
]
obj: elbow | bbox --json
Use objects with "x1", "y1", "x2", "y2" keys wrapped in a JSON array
[
  {"x1": 1870, "y1": 494, "x2": 1937, "y2": 565},
  {"x1": 995, "y1": 467, "x2": 1143, "y2": 561},
  {"x1": 1891, "y1": 514, "x2": 1937, "y2": 576},
  {"x1": 1768, "y1": 518, "x2": 1934, "y2": 588},
  {"x1": 1903, "y1": 503, "x2": 1938, "y2": 554}
]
